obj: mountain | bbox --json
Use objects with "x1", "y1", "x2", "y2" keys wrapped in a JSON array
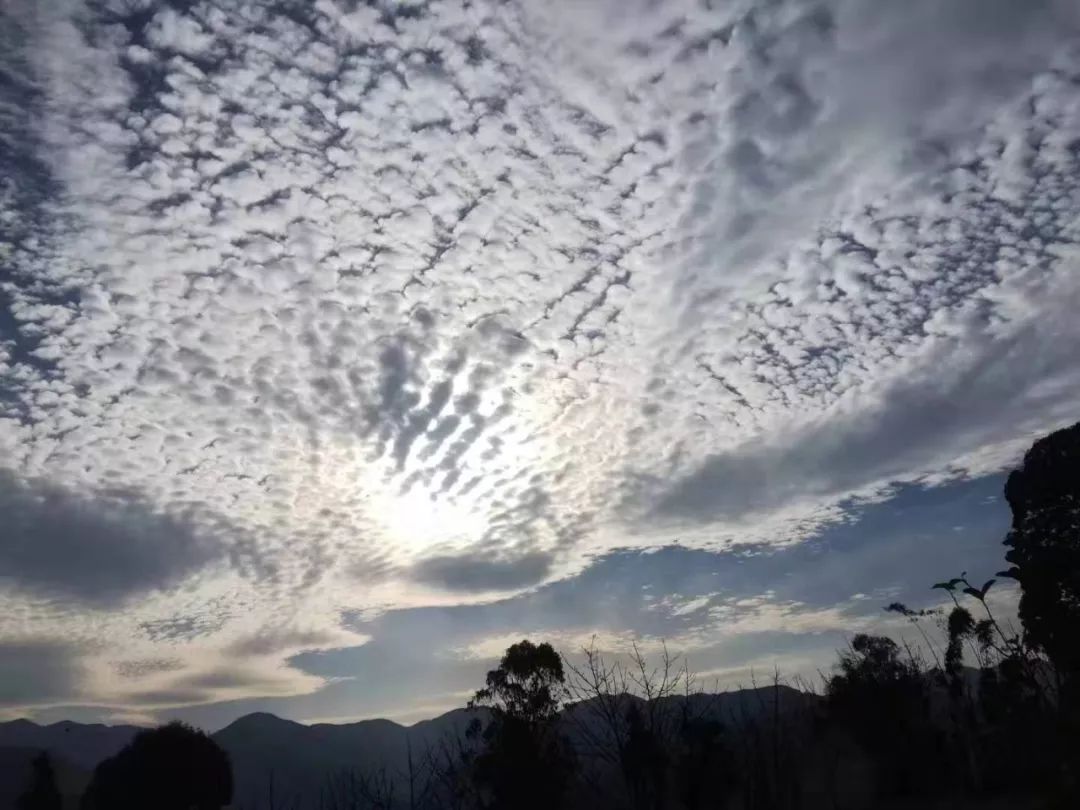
[
  {"x1": 0, "y1": 719, "x2": 140, "y2": 809},
  {"x1": 0, "y1": 688, "x2": 815, "y2": 809},
  {"x1": 215, "y1": 707, "x2": 480, "y2": 809},
  {"x1": 216, "y1": 690, "x2": 816, "y2": 809},
  {"x1": 0, "y1": 707, "x2": 480, "y2": 810},
  {"x1": 0, "y1": 718, "x2": 139, "y2": 770}
]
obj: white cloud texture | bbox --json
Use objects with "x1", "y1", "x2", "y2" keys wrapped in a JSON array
[{"x1": 1, "y1": 0, "x2": 1079, "y2": 717}]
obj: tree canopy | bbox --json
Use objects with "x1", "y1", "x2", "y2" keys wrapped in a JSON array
[
  {"x1": 1003, "y1": 421, "x2": 1080, "y2": 677},
  {"x1": 470, "y1": 639, "x2": 566, "y2": 724},
  {"x1": 80, "y1": 721, "x2": 232, "y2": 810}
]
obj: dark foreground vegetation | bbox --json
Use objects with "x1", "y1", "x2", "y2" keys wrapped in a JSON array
[{"x1": 15, "y1": 423, "x2": 1080, "y2": 810}]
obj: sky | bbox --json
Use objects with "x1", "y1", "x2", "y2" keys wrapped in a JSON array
[{"x1": 1, "y1": 0, "x2": 1079, "y2": 729}]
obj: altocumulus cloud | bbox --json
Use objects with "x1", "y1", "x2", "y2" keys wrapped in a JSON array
[{"x1": 0, "y1": 0, "x2": 1078, "y2": 721}]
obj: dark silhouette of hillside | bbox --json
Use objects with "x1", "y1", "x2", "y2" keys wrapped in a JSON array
[{"x1": 0, "y1": 720, "x2": 138, "y2": 771}]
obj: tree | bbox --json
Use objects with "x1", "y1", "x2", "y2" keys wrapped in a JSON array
[
  {"x1": 564, "y1": 640, "x2": 708, "y2": 810},
  {"x1": 826, "y1": 634, "x2": 945, "y2": 798},
  {"x1": 672, "y1": 715, "x2": 733, "y2": 810},
  {"x1": 471, "y1": 639, "x2": 566, "y2": 725},
  {"x1": 468, "y1": 640, "x2": 575, "y2": 810},
  {"x1": 1002, "y1": 422, "x2": 1080, "y2": 804},
  {"x1": 80, "y1": 722, "x2": 232, "y2": 810},
  {"x1": 1002, "y1": 421, "x2": 1080, "y2": 679},
  {"x1": 17, "y1": 751, "x2": 62, "y2": 810}
]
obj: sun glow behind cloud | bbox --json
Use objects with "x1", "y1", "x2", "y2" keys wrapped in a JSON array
[{"x1": 376, "y1": 483, "x2": 489, "y2": 558}]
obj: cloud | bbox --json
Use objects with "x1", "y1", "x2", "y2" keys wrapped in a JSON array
[
  {"x1": 63, "y1": 470, "x2": 1007, "y2": 727},
  {"x1": 225, "y1": 627, "x2": 348, "y2": 658},
  {"x1": 140, "y1": 613, "x2": 229, "y2": 644},
  {"x1": 126, "y1": 688, "x2": 214, "y2": 708},
  {"x1": 176, "y1": 668, "x2": 267, "y2": 691},
  {"x1": 0, "y1": 471, "x2": 226, "y2": 606},
  {"x1": 0, "y1": 0, "x2": 1077, "y2": 721},
  {"x1": 113, "y1": 658, "x2": 185, "y2": 679},
  {"x1": 410, "y1": 550, "x2": 554, "y2": 592},
  {"x1": 0, "y1": 639, "x2": 85, "y2": 707},
  {"x1": 653, "y1": 304, "x2": 1080, "y2": 524}
]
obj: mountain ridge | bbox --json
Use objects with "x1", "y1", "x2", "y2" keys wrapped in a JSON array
[{"x1": 0, "y1": 686, "x2": 815, "y2": 809}]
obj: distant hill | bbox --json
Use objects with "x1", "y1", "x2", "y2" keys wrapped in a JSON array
[
  {"x1": 0, "y1": 707, "x2": 481, "y2": 809},
  {"x1": 0, "y1": 719, "x2": 139, "y2": 809},
  {"x1": 0, "y1": 718, "x2": 139, "y2": 771},
  {"x1": 0, "y1": 687, "x2": 816, "y2": 809},
  {"x1": 215, "y1": 707, "x2": 480, "y2": 808}
]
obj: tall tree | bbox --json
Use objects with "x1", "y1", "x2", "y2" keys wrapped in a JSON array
[
  {"x1": 468, "y1": 640, "x2": 575, "y2": 810},
  {"x1": 80, "y1": 721, "x2": 232, "y2": 810},
  {"x1": 472, "y1": 640, "x2": 566, "y2": 725},
  {"x1": 17, "y1": 752, "x2": 62, "y2": 810},
  {"x1": 1002, "y1": 421, "x2": 1080, "y2": 679},
  {"x1": 1003, "y1": 421, "x2": 1080, "y2": 804}
]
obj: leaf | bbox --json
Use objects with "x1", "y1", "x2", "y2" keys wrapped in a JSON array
[
  {"x1": 980, "y1": 579, "x2": 996, "y2": 598},
  {"x1": 933, "y1": 578, "x2": 964, "y2": 591},
  {"x1": 962, "y1": 587, "x2": 982, "y2": 599},
  {"x1": 996, "y1": 567, "x2": 1021, "y2": 580}
]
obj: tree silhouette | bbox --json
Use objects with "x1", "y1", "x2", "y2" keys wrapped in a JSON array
[
  {"x1": 17, "y1": 751, "x2": 62, "y2": 810},
  {"x1": 471, "y1": 640, "x2": 566, "y2": 725},
  {"x1": 673, "y1": 716, "x2": 733, "y2": 810},
  {"x1": 1002, "y1": 422, "x2": 1080, "y2": 805},
  {"x1": 468, "y1": 640, "x2": 575, "y2": 810},
  {"x1": 80, "y1": 721, "x2": 232, "y2": 810},
  {"x1": 1002, "y1": 421, "x2": 1080, "y2": 680},
  {"x1": 826, "y1": 634, "x2": 945, "y2": 798},
  {"x1": 623, "y1": 701, "x2": 669, "y2": 810}
]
